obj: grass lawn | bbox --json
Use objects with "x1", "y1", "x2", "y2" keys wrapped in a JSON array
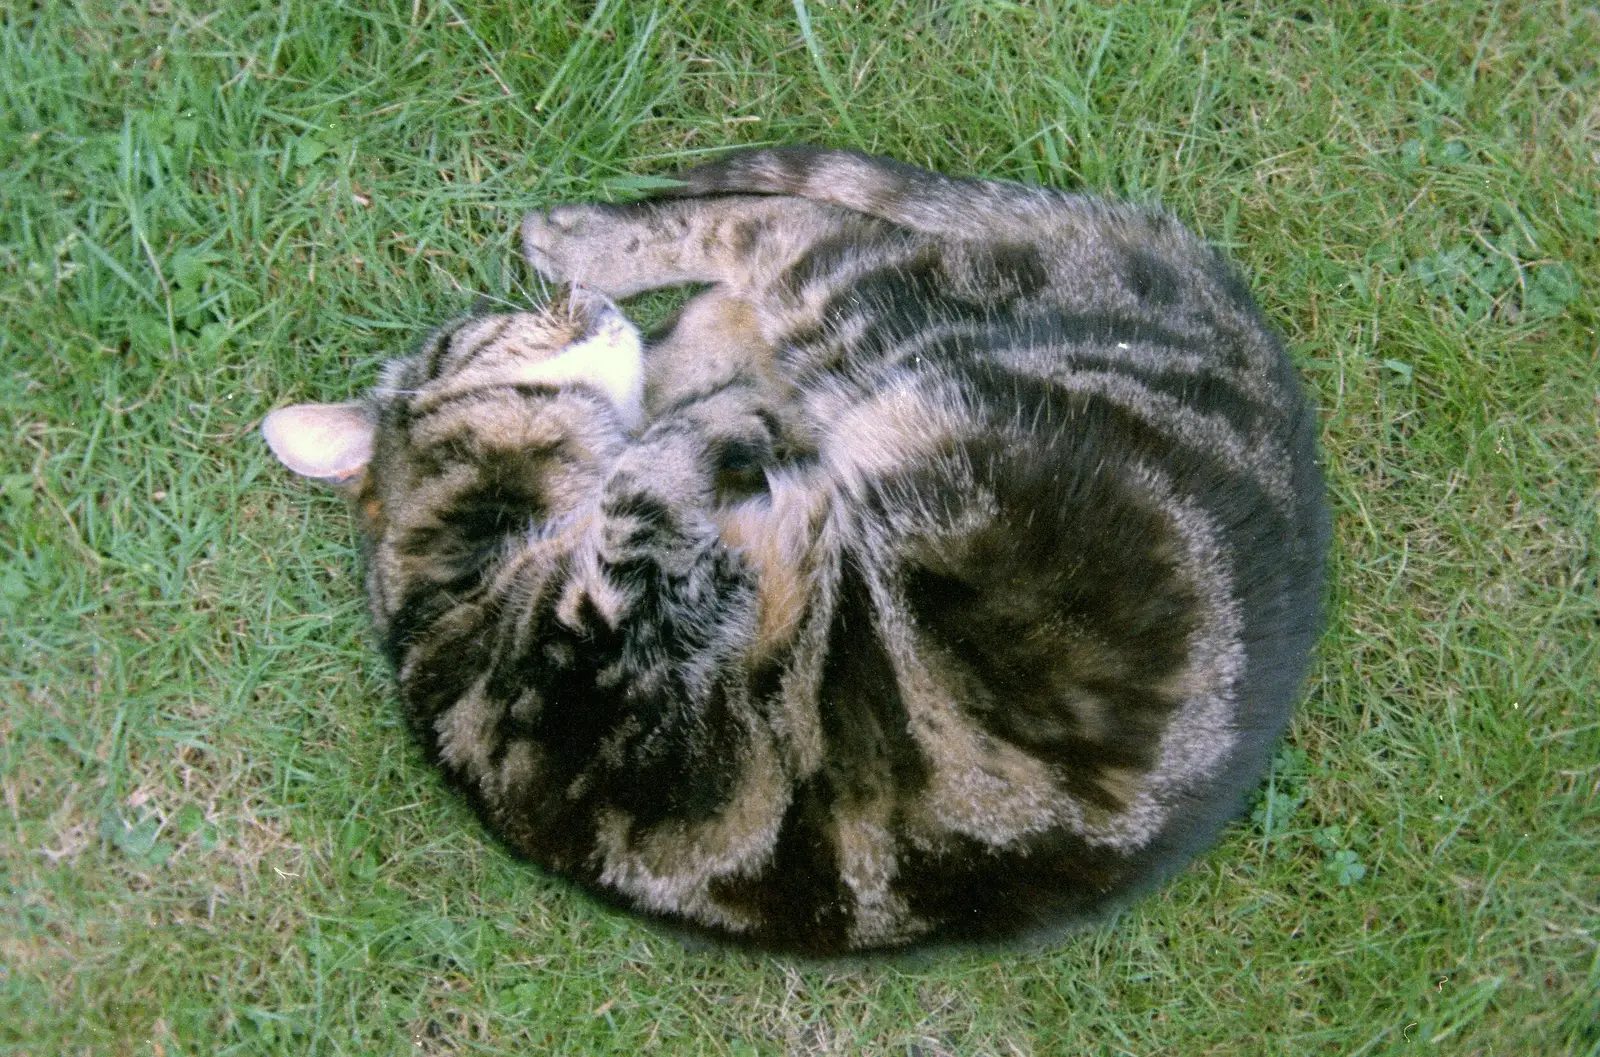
[{"x1": 2, "y1": 1, "x2": 1596, "y2": 1053}]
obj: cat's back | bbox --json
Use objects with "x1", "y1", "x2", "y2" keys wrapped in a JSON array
[{"x1": 694, "y1": 151, "x2": 1329, "y2": 950}]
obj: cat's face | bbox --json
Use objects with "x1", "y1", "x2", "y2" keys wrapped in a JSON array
[
  {"x1": 262, "y1": 286, "x2": 644, "y2": 491},
  {"x1": 264, "y1": 287, "x2": 645, "y2": 640}
]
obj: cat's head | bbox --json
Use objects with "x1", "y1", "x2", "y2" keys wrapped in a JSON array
[{"x1": 262, "y1": 285, "x2": 644, "y2": 492}]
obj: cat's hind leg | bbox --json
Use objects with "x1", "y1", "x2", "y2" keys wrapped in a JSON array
[
  {"x1": 521, "y1": 194, "x2": 844, "y2": 299},
  {"x1": 644, "y1": 290, "x2": 782, "y2": 413}
]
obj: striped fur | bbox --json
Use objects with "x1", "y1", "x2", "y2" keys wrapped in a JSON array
[{"x1": 286, "y1": 148, "x2": 1328, "y2": 955}]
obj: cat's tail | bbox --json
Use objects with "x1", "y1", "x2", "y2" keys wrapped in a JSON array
[{"x1": 658, "y1": 146, "x2": 1128, "y2": 242}]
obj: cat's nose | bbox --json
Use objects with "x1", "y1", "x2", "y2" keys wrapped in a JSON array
[{"x1": 564, "y1": 283, "x2": 624, "y2": 332}]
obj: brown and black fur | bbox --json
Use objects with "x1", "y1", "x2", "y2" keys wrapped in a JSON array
[{"x1": 269, "y1": 148, "x2": 1328, "y2": 956}]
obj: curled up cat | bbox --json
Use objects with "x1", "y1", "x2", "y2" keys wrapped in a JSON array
[{"x1": 263, "y1": 147, "x2": 1329, "y2": 956}]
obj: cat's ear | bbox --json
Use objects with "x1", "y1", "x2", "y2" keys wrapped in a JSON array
[{"x1": 261, "y1": 402, "x2": 374, "y2": 486}]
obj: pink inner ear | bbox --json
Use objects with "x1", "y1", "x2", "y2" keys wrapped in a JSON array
[{"x1": 261, "y1": 402, "x2": 374, "y2": 482}]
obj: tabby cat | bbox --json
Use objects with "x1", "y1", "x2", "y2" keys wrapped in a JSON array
[{"x1": 263, "y1": 147, "x2": 1328, "y2": 956}]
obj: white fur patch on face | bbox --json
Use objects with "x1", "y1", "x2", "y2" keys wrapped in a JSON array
[
  {"x1": 502, "y1": 298, "x2": 645, "y2": 429},
  {"x1": 421, "y1": 298, "x2": 646, "y2": 429}
]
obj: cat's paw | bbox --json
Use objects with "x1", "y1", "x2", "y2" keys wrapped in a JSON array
[{"x1": 521, "y1": 205, "x2": 613, "y2": 286}]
